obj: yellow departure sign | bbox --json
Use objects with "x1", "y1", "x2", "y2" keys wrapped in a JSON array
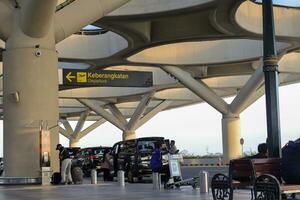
[{"x1": 62, "y1": 69, "x2": 153, "y2": 87}]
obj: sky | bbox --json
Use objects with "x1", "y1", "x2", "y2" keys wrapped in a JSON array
[{"x1": 256, "y1": 0, "x2": 300, "y2": 7}]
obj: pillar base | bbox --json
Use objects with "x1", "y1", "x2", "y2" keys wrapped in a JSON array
[
  {"x1": 222, "y1": 115, "x2": 242, "y2": 164},
  {"x1": 69, "y1": 139, "x2": 80, "y2": 147},
  {"x1": 123, "y1": 131, "x2": 136, "y2": 141}
]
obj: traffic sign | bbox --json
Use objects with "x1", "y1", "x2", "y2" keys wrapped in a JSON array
[
  {"x1": 62, "y1": 69, "x2": 153, "y2": 87},
  {"x1": 240, "y1": 138, "x2": 244, "y2": 145}
]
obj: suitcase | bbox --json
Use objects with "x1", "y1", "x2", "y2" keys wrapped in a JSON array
[
  {"x1": 51, "y1": 172, "x2": 61, "y2": 185},
  {"x1": 72, "y1": 166, "x2": 83, "y2": 184}
]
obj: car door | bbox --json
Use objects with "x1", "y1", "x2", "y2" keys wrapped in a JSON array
[{"x1": 111, "y1": 143, "x2": 120, "y2": 173}]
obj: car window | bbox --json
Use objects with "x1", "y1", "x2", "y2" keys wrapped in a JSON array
[
  {"x1": 119, "y1": 141, "x2": 136, "y2": 155},
  {"x1": 93, "y1": 148, "x2": 104, "y2": 155},
  {"x1": 137, "y1": 140, "x2": 159, "y2": 153},
  {"x1": 80, "y1": 149, "x2": 92, "y2": 156}
]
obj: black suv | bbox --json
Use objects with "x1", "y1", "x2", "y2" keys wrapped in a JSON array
[
  {"x1": 76, "y1": 146, "x2": 111, "y2": 176},
  {"x1": 65, "y1": 147, "x2": 81, "y2": 159},
  {"x1": 111, "y1": 137, "x2": 169, "y2": 182}
]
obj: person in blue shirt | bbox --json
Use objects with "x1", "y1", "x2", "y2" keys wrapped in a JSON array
[{"x1": 150, "y1": 142, "x2": 170, "y2": 186}]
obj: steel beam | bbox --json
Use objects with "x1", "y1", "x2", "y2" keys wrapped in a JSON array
[
  {"x1": 238, "y1": 86, "x2": 265, "y2": 114},
  {"x1": 135, "y1": 100, "x2": 171, "y2": 130},
  {"x1": 126, "y1": 92, "x2": 153, "y2": 131},
  {"x1": 79, "y1": 118, "x2": 106, "y2": 139},
  {"x1": 61, "y1": 119, "x2": 73, "y2": 134},
  {"x1": 161, "y1": 66, "x2": 229, "y2": 114},
  {"x1": 20, "y1": 0, "x2": 58, "y2": 38},
  {"x1": 59, "y1": 126, "x2": 71, "y2": 139},
  {"x1": 230, "y1": 66, "x2": 264, "y2": 114},
  {"x1": 55, "y1": 0, "x2": 130, "y2": 42},
  {"x1": 78, "y1": 99, "x2": 127, "y2": 131},
  {"x1": 72, "y1": 109, "x2": 90, "y2": 139},
  {"x1": 107, "y1": 104, "x2": 128, "y2": 125}
]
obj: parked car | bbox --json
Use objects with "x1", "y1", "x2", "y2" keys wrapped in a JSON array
[
  {"x1": 75, "y1": 146, "x2": 111, "y2": 176},
  {"x1": 65, "y1": 147, "x2": 81, "y2": 159},
  {"x1": 65, "y1": 147, "x2": 81, "y2": 167},
  {"x1": 111, "y1": 137, "x2": 170, "y2": 182}
]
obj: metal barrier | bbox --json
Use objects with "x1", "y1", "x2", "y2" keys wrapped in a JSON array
[
  {"x1": 199, "y1": 171, "x2": 209, "y2": 193},
  {"x1": 117, "y1": 170, "x2": 125, "y2": 187},
  {"x1": 152, "y1": 172, "x2": 161, "y2": 190}
]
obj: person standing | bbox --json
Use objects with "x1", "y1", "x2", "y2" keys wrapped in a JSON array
[
  {"x1": 56, "y1": 144, "x2": 73, "y2": 184},
  {"x1": 169, "y1": 140, "x2": 178, "y2": 154},
  {"x1": 150, "y1": 142, "x2": 170, "y2": 187},
  {"x1": 101, "y1": 148, "x2": 112, "y2": 181}
]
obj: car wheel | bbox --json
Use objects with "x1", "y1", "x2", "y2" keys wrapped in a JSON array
[{"x1": 138, "y1": 176, "x2": 143, "y2": 182}]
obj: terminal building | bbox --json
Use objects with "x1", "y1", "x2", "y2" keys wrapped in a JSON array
[{"x1": 0, "y1": 0, "x2": 299, "y2": 181}]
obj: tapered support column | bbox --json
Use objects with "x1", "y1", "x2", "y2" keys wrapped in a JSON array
[
  {"x1": 222, "y1": 115, "x2": 242, "y2": 164},
  {"x1": 3, "y1": 47, "x2": 59, "y2": 177},
  {"x1": 69, "y1": 138, "x2": 80, "y2": 147},
  {"x1": 50, "y1": 127, "x2": 60, "y2": 173},
  {"x1": 123, "y1": 131, "x2": 136, "y2": 141},
  {"x1": 3, "y1": 12, "x2": 58, "y2": 177}
]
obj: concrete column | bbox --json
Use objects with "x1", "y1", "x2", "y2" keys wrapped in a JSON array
[
  {"x1": 222, "y1": 115, "x2": 242, "y2": 164},
  {"x1": 69, "y1": 138, "x2": 80, "y2": 147},
  {"x1": 50, "y1": 127, "x2": 59, "y2": 173},
  {"x1": 123, "y1": 131, "x2": 136, "y2": 141},
  {"x1": 3, "y1": 13, "x2": 58, "y2": 177}
]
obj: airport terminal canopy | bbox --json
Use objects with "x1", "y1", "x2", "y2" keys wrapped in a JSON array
[{"x1": 0, "y1": 0, "x2": 300, "y2": 178}]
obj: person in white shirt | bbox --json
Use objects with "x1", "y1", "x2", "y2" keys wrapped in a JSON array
[{"x1": 169, "y1": 140, "x2": 178, "y2": 154}]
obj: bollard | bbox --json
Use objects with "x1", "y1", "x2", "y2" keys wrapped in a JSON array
[
  {"x1": 199, "y1": 171, "x2": 208, "y2": 193},
  {"x1": 91, "y1": 169, "x2": 97, "y2": 184},
  {"x1": 152, "y1": 172, "x2": 161, "y2": 190},
  {"x1": 118, "y1": 170, "x2": 125, "y2": 187}
]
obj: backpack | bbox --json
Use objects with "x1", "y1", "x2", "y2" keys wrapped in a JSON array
[
  {"x1": 51, "y1": 172, "x2": 61, "y2": 185},
  {"x1": 282, "y1": 138, "x2": 300, "y2": 184}
]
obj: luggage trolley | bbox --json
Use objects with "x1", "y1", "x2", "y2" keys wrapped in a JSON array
[{"x1": 165, "y1": 154, "x2": 199, "y2": 189}]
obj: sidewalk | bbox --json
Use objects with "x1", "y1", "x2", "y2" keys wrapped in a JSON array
[{"x1": 0, "y1": 182, "x2": 251, "y2": 200}]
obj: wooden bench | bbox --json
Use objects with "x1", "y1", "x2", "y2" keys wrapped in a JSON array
[
  {"x1": 211, "y1": 158, "x2": 281, "y2": 200},
  {"x1": 254, "y1": 160, "x2": 300, "y2": 200}
]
